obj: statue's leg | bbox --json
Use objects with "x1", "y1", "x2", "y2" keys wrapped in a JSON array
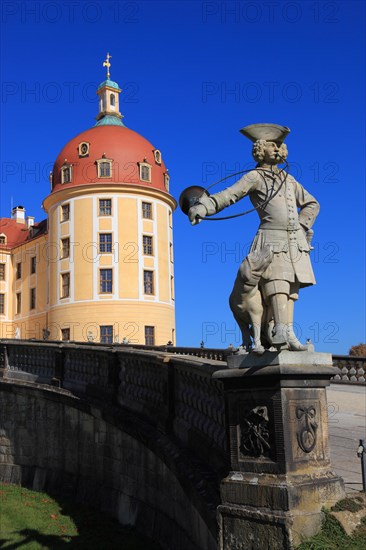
[
  {"x1": 287, "y1": 287, "x2": 307, "y2": 351},
  {"x1": 229, "y1": 275, "x2": 252, "y2": 351},
  {"x1": 251, "y1": 317, "x2": 265, "y2": 355},
  {"x1": 270, "y1": 294, "x2": 289, "y2": 346},
  {"x1": 229, "y1": 275, "x2": 265, "y2": 353},
  {"x1": 262, "y1": 280, "x2": 290, "y2": 347}
]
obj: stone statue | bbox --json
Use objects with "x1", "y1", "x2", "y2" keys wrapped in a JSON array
[{"x1": 188, "y1": 124, "x2": 319, "y2": 354}]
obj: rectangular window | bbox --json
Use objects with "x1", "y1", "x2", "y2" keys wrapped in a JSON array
[
  {"x1": 145, "y1": 326, "x2": 155, "y2": 346},
  {"x1": 100, "y1": 325, "x2": 113, "y2": 344},
  {"x1": 61, "y1": 328, "x2": 70, "y2": 341},
  {"x1": 171, "y1": 276, "x2": 175, "y2": 301},
  {"x1": 16, "y1": 292, "x2": 21, "y2": 314},
  {"x1": 30, "y1": 256, "x2": 36, "y2": 274},
  {"x1": 61, "y1": 166, "x2": 72, "y2": 184},
  {"x1": 61, "y1": 273, "x2": 70, "y2": 298},
  {"x1": 0, "y1": 263, "x2": 5, "y2": 281},
  {"x1": 99, "y1": 199, "x2": 112, "y2": 216},
  {"x1": 142, "y1": 202, "x2": 152, "y2": 219},
  {"x1": 0, "y1": 294, "x2": 4, "y2": 314},
  {"x1": 169, "y1": 211, "x2": 172, "y2": 228},
  {"x1": 169, "y1": 243, "x2": 173, "y2": 263},
  {"x1": 99, "y1": 161, "x2": 111, "y2": 178},
  {"x1": 61, "y1": 238, "x2": 70, "y2": 259},
  {"x1": 16, "y1": 262, "x2": 22, "y2": 279},
  {"x1": 143, "y1": 270, "x2": 154, "y2": 295},
  {"x1": 143, "y1": 235, "x2": 153, "y2": 255},
  {"x1": 140, "y1": 164, "x2": 151, "y2": 182},
  {"x1": 61, "y1": 204, "x2": 70, "y2": 222},
  {"x1": 100, "y1": 269, "x2": 113, "y2": 293},
  {"x1": 30, "y1": 288, "x2": 36, "y2": 310},
  {"x1": 0, "y1": 236, "x2": 5, "y2": 245},
  {"x1": 99, "y1": 233, "x2": 112, "y2": 253}
]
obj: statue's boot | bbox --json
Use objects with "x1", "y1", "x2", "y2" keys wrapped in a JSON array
[
  {"x1": 287, "y1": 325, "x2": 308, "y2": 351},
  {"x1": 272, "y1": 322, "x2": 288, "y2": 346},
  {"x1": 270, "y1": 293, "x2": 289, "y2": 346},
  {"x1": 252, "y1": 344, "x2": 265, "y2": 355},
  {"x1": 287, "y1": 299, "x2": 307, "y2": 351}
]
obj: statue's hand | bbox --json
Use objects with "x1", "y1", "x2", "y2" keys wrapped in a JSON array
[{"x1": 188, "y1": 204, "x2": 207, "y2": 225}]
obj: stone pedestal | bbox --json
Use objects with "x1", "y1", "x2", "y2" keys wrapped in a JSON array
[{"x1": 213, "y1": 355, "x2": 345, "y2": 550}]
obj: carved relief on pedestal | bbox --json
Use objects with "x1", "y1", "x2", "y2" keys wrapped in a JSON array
[
  {"x1": 238, "y1": 405, "x2": 271, "y2": 459},
  {"x1": 289, "y1": 397, "x2": 327, "y2": 463},
  {"x1": 296, "y1": 405, "x2": 318, "y2": 453}
]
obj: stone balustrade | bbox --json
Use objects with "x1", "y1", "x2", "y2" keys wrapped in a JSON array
[
  {"x1": 0, "y1": 340, "x2": 228, "y2": 479},
  {"x1": 330, "y1": 355, "x2": 366, "y2": 384},
  {"x1": 0, "y1": 339, "x2": 348, "y2": 549}
]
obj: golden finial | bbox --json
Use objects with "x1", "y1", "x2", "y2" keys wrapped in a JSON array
[{"x1": 103, "y1": 53, "x2": 112, "y2": 79}]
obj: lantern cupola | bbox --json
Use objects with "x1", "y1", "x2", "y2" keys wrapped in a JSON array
[{"x1": 95, "y1": 53, "x2": 124, "y2": 127}]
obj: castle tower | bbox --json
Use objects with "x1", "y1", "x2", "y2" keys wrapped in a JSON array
[{"x1": 41, "y1": 56, "x2": 176, "y2": 344}]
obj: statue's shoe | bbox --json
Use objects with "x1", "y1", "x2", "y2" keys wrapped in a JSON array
[
  {"x1": 252, "y1": 344, "x2": 265, "y2": 355},
  {"x1": 271, "y1": 323, "x2": 288, "y2": 345},
  {"x1": 287, "y1": 327, "x2": 308, "y2": 351}
]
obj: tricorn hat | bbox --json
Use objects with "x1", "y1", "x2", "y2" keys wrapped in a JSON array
[{"x1": 240, "y1": 123, "x2": 290, "y2": 144}]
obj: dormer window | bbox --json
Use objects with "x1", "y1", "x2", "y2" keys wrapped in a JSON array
[
  {"x1": 78, "y1": 142, "x2": 90, "y2": 157},
  {"x1": 154, "y1": 149, "x2": 162, "y2": 165},
  {"x1": 96, "y1": 158, "x2": 112, "y2": 178},
  {"x1": 164, "y1": 172, "x2": 170, "y2": 191},
  {"x1": 61, "y1": 163, "x2": 72, "y2": 184},
  {"x1": 139, "y1": 161, "x2": 151, "y2": 183},
  {"x1": 0, "y1": 234, "x2": 6, "y2": 245}
]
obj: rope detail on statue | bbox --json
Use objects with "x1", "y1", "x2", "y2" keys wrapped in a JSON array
[{"x1": 196, "y1": 154, "x2": 289, "y2": 222}]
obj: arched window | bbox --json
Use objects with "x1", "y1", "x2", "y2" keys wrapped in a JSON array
[{"x1": 110, "y1": 94, "x2": 115, "y2": 107}]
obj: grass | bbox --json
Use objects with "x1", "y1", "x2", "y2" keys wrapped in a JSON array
[
  {"x1": 296, "y1": 509, "x2": 366, "y2": 550},
  {"x1": 0, "y1": 483, "x2": 162, "y2": 549}
]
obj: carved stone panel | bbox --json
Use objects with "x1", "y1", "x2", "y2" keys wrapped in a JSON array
[
  {"x1": 288, "y1": 397, "x2": 326, "y2": 463},
  {"x1": 237, "y1": 403, "x2": 275, "y2": 462},
  {"x1": 296, "y1": 405, "x2": 318, "y2": 453}
]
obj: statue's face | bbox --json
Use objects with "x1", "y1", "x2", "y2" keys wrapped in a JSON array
[{"x1": 263, "y1": 141, "x2": 280, "y2": 165}]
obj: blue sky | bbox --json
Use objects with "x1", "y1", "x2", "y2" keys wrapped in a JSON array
[{"x1": 1, "y1": 0, "x2": 365, "y2": 353}]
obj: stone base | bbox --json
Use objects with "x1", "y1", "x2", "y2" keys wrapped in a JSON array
[
  {"x1": 227, "y1": 350, "x2": 332, "y2": 369},
  {"x1": 218, "y1": 504, "x2": 320, "y2": 550},
  {"x1": 218, "y1": 471, "x2": 345, "y2": 549}
]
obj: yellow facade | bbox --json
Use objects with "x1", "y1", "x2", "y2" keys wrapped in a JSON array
[
  {"x1": 0, "y1": 232, "x2": 48, "y2": 340},
  {"x1": 1, "y1": 184, "x2": 176, "y2": 345}
]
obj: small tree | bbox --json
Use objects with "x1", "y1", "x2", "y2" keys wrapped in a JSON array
[{"x1": 349, "y1": 343, "x2": 366, "y2": 357}]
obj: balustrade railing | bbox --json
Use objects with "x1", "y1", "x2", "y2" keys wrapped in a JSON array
[
  {"x1": 331, "y1": 355, "x2": 366, "y2": 384},
  {"x1": 0, "y1": 340, "x2": 364, "y2": 385},
  {"x1": 0, "y1": 340, "x2": 229, "y2": 474}
]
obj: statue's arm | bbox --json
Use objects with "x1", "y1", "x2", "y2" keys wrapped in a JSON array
[
  {"x1": 188, "y1": 171, "x2": 259, "y2": 224},
  {"x1": 293, "y1": 179, "x2": 320, "y2": 230}
]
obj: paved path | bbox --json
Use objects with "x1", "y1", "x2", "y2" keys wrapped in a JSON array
[{"x1": 327, "y1": 384, "x2": 366, "y2": 494}]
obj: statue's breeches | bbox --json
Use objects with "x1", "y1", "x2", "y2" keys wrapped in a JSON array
[{"x1": 249, "y1": 228, "x2": 315, "y2": 286}]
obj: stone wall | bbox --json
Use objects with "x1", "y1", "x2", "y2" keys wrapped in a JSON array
[{"x1": 0, "y1": 381, "x2": 217, "y2": 550}]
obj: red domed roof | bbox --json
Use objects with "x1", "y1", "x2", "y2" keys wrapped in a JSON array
[{"x1": 51, "y1": 125, "x2": 169, "y2": 193}]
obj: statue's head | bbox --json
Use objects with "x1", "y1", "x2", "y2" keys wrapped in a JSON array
[{"x1": 252, "y1": 140, "x2": 288, "y2": 165}]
